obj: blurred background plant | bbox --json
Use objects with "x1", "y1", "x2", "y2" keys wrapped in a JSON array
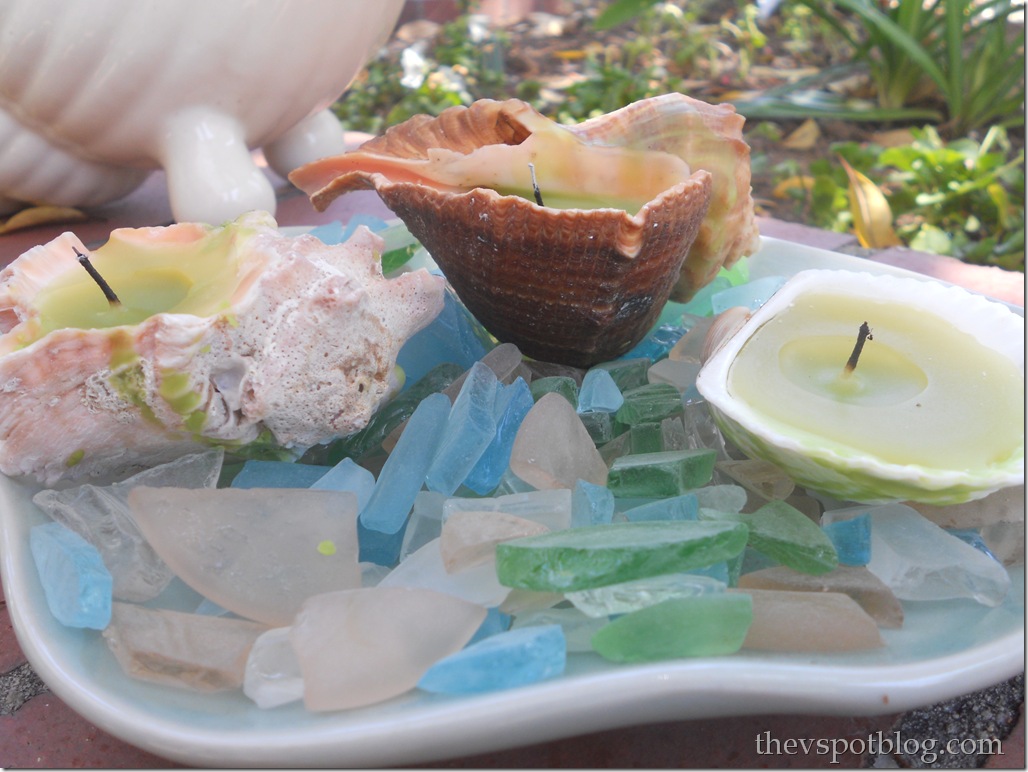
[{"x1": 332, "y1": 0, "x2": 1024, "y2": 271}]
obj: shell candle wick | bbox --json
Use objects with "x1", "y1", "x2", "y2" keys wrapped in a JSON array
[
  {"x1": 73, "y1": 247, "x2": 121, "y2": 307},
  {"x1": 527, "y1": 162, "x2": 545, "y2": 207},
  {"x1": 842, "y1": 321, "x2": 873, "y2": 378}
]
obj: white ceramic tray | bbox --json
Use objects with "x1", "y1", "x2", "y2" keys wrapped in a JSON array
[{"x1": 0, "y1": 237, "x2": 1023, "y2": 768}]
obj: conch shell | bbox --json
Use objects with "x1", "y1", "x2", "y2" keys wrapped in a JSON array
[
  {"x1": 290, "y1": 95, "x2": 760, "y2": 367},
  {"x1": 0, "y1": 211, "x2": 444, "y2": 485}
]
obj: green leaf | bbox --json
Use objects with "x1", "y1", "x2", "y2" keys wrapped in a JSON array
[{"x1": 593, "y1": 0, "x2": 661, "y2": 30}]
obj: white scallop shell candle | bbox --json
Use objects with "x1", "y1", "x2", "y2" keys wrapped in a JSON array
[
  {"x1": 696, "y1": 269, "x2": 1025, "y2": 505},
  {"x1": 0, "y1": 212, "x2": 445, "y2": 485}
]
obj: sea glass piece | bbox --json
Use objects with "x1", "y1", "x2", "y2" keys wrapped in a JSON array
[
  {"x1": 452, "y1": 342, "x2": 531, "y2": 394},
  {"x1": 646, "y1": 358, "x2": 701, "y2": 391},
  {"x1": 590, "y1": 594, "x2": 752, "y2": 663},
  {"x1": 680, "y1": 397, "x2": 730, "y2": 458},
  {"x1": 243, "y1": 627, "x2": 304, "y2": 709},
  {"x1": 821, "y1": 512, "x2": 872, "y2": 566},
  {"x1": 510, "y1": 607, "x2": 606, "y2": 652},
  {"x1": 703, "y1": 500, "x2": 838, "y2": 575},
  {"x1": 667, "y1": 315, "x2": 714, "y2": 363},
  {"x1": 577, "y1": 368, "x2": 624, "y2": 414},
  {"x1": 615, "y1": 383, "x2": 684, "y2": 426},
  {"x1": 622, "y1": 493, "x2": 699, "y2": 523},
  {"x1": 321, "y1": 362, "x2": 462, "y2": 464},
  {"x1": 440, "y1": 510, "x2": 549, "y2": 572},
  {"x1": 425, "y1": 361, "x2": 498, "y2": 495},
  {"x1": 230, "y1": 460, "x2": 330, "y2": 489},
  {"x1": 736, "y1": 588, "x2": 884, "y2": 651},
  {"x1": 860, "y1": 503, "x2": 1011, "y2": 606},
  {"x1": 710, "y1": 275, "x2": 787, "y2": 315},
  {"x1": 400, "y1": 491, "x2": 447, "y2": 561},
  {"x1": 692, "y1": 484, "x2": 747, "y2": 513},
  {"x1": 621, "y1": 324, "x2": 687, "y2": 362},
  {"x1": 738, "y1": 564, "x2": 904, "y2": 628},
  {"x1": 357, "y1": 520, "x2": 406, "y2": 568},
  {"x1": 607, "y1": 449, "x2": 717, "y2": 498},
  {"x1": 378, "y1": 538, "x2": 511, "y2": 607},
  {"x1": 579, "y1": 410, "x2": 616, "y2": 445},
  {"x1": 529, "y1": 375, "x2": 579, "y2": 407},
  {"x1": 467, "y1": 606, "x2": 512, "y2": 645},
  {"x1": 509, "y1": 392, "x2": 608, "y2": 489},
  {"x1": 907, "y1": 484, "x2": 1025, "y2": 530},
  {"x1": 396, "y1": 289, "x2": 492, "y2": 386},
  {"x1": 628, "y1": 422, "x2": 664, "y2": 454},
  {"x1": 660, "y1": 415, "x2": 689, "y2": 451},
  {"x1": 524, "y1": 359, "x2": 586, "y2": 385},
  {"x1": 571, "y1": 480, "x2": 615, "y2": 528},
  {"x1": 495, "y1": 520, "x2": 749, "y2": 592},
  {"x1": 679, "y1": 274, "x2": 731, "y2": 316},
  {"x1": 126, "y1": 486, "x2": 361, "y2": 626},
  {"x1": 590, "y1": 357, "x2": 650, "y2": 392},
  {"x1": 360, "y1": 392, "x2": 451, "y2": 534},
  {"x1": 444, "y1": 489, "x2": 573, "y2": 531},
  {"x1": 103, "y1": 602, "x2": 267, "y2": 692},
  {"x1": 418, "y1": 624, "x2": 566, "y2": 695},
  {"x1": 715, "y1": 458, "x2": 795, "y2": 500},
  {"x1": 289, "y1": 586, "x2": 486, "y2": 711},
  {"x1": 30, "y1": 521, "x2": 112, "y2": 629},
  {"x1": 31, "y1": 449, "x2": 222, "y2": 602},
  {"x1": 310, "y1": 457, "x2": 375, "y2": 511},
  {"x1": 566, "y1": 572, "x2": 727, "y2": 617},
  {"x1": 463, "y1": 376, "x2": 534, "y2": 495}
]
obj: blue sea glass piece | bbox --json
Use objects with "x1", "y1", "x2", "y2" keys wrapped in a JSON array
[
  {"x1": 357, "y1": 520, "x2": 407, "y2": 567},
  {"x1": 571, "y1": 480, "x2": 616, "y2": 528},
  {"x1": 620, "y1": 324, "x2": 688, "y2": 362},
  {"x1": 397, "y1": 291, "x2": 492, "y2": 386},
  {"x1": 577, "y1": 368, "x2": 624, "y2": 414},
  {"x1": 338, "y1": 213, "x2": 390, "y2": 243},
  {"x1": 30, "y1": 521, "x2": 112, "y2": 629},
  {"x1": 425, "y1": 362, "x2": 499, "y2": 495},
  {"x1": 417, "y1": 624, "x2": 566, "y2": 694},
  {"x1": 230, "y1": 460, "x2": 329, "y2": 489},
  {"x1": 467, "y1": 607, "x2": 513, "y2": 645},
  {"x1": 310, "y1": 457, "x2": 376, "y2": 512},
  {"x1": 822, "y1": 512, "x2": 872, "y2": 566},
  {"x1": 306, "y1": 220, "x2": 344, "y2": 245},
  {"x1": 360, "y1": 392, "x2": 451, "y2": 534},
  {"x1": 463, "y1": 377, "x2": 534, "y2": 495}
]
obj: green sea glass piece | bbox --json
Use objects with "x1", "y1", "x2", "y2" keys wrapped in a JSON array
[
  {"x1": 607, "y1": 449, "x2": 717, "y2": 498},
  {"x1": 495, "y1": 520, "x2": 748, "y2": 592},
  {"x1": 590, "y1": 358, "x2": 650, "y2": 392},
  {"x1": 615, "y1": 383, "x2": 683, "y2": 426},
  {"x1": 701, "y1": 499, "x2": 838, "y2": 575},
  {"x1": 590, "y1": 594, "x2": 753, "y2": 662},
  {"x1": 529, "y1": 376, "x2": 579, "y2": 408}
]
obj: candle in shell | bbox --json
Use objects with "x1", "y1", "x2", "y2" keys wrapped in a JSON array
[
  {"x1": 289, "y1": 95, "x2": 762, "y2": 367},
  {"x1": 0, "y1": 211, "x2": 444, "y2": 485},
  {"x1": 696, "y1": 269, "x2": 1024, "y2": 505}
]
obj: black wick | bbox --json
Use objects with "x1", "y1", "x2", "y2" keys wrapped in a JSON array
[
  {"x1": 74, "y1": 247, "x2": 121, "y2": 306},
  {"x1": 528, "y1": 163, "x2": 545, "y2": 207},
  {"x1": 843, "y1": 321, "x2": 873, "y2": 376}
]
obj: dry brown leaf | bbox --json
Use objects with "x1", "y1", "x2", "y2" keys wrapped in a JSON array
[
  {"x1": 782, "y1": 119, "x2": 821, "y2": 150},
  {"x1": 838, "y1": 156, "x2": 902, "y2": 249},
  {"x1": 0, "y1": 205, "x2": 88, "y2": 235},
  {"x1": 870, "y1": 128, "x2": 916, "y2": 148},
  {"x1": 772, "y1": 176, "x2": 816, "y2": 199}
]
